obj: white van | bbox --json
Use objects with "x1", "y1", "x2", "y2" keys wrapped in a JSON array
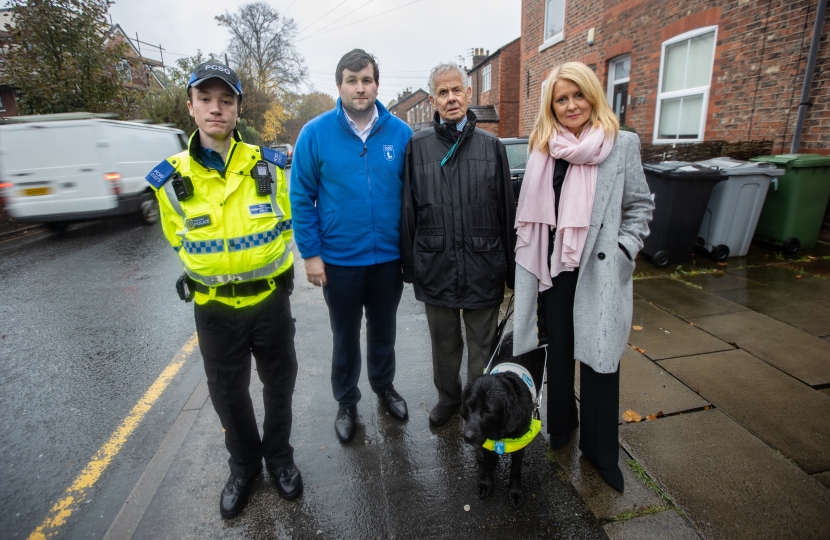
[{"x1": 0, "y1": 115, "x2": 186, "y2": 232}]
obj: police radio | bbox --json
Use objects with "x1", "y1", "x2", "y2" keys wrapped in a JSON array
[
  {"x1": 252, "y1": 160, "x2": 273, "y2": 196},
  {"x1": 171, "y1": 172, "x2": 194, "y2": 201}
]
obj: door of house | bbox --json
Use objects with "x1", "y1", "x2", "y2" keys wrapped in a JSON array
[{"x1": 607, "y1": 55, "x2": 631, "y2": 126}]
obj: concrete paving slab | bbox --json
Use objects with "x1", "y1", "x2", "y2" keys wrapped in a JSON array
[
  {"x1": 693, "y1": 311, "x2": 830, "y2": 386},
  {"x1": 676, "y1": 271, "x2": 756, "y2": 292},
  {"x1": 620, "y1": 408, "x2": 830, "y2": 540},
  {"x1": 549, "y1": 434, "x2": 666, "y2": 521},
  {"x1": 660, "y1": 349, "x2": 830, "y2": 473},
  {"x1": 726, "y1": 264, "x2": 830, "y2": 304},
  {"x1": 629, "y1": 300, "x2": 734, "y2": 361},
  {"x1": 812, "y1": 471, "x2": 830, "y2": 490},
  {"x1": 633, "y1": 278, "x2": 748, "y2": 320},
  {"x1": 619, "y1": 348, "x2": 709, "y2": 418},
  {"x1": 791, "y1": 257, "x2": 830, "y2": 278},
  {"x1": 822, "y1": 387, "x2": 830, "y2": 397},
  {"x1": 713, "y1": 285, "x2": 830, "y2": 337},
  {"x1": 604, "y1": 509, "x2": 702, "y2": 540}
]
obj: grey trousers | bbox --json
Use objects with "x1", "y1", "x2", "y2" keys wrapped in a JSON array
[{"x1": 424, "y1": 303, "x2": 499, "y2": 408}]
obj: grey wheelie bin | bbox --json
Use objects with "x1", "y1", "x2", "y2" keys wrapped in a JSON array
[
  {"x1": 694, "y1": 157, "x2": 784, "y2": 260},
  {"x1": 642, "y1": 162, "x2": 727, "y2": 268}
]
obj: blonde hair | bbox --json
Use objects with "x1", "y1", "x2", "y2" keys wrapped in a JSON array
[{"x1": 528, "y1": 62, "x2": 619, "y2": 153}]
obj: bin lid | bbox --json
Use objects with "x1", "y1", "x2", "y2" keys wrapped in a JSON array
[
  {"x1": 643, "y1": 161, "x2": 728, "y2": 180},
  {"x1": 695, "y1": 157, "x2": 784, "y2": 176},
  {"x1": 750, "y1": 154, "x2": 830, "y2": 168}
]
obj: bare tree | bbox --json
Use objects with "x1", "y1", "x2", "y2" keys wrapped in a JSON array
[{"x1": 216, "y1": 2, "x2": 307, "y2": 93}]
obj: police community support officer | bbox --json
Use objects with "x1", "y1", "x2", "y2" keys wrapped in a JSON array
[{"x1": 145, "y1": 62, "x2": 302, "y2": 519}]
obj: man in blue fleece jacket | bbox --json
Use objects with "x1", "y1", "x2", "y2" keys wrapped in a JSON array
[{"x1": 290, "y1": 49, "x2": 413, "y2": 444}]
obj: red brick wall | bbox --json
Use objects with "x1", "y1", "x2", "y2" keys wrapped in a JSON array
[
  {"x1": 389, "y1": 89, "x2": 430, "y2": 122},
  {"x1": 469, "y1": 38, "x2": 522, "y2": 137},
  {"x1": 520, "y1": 0, "x2": 830, "y2": 154},
  {"x1": 0, "y1": 87, "x2": 19, "y2": 117}
]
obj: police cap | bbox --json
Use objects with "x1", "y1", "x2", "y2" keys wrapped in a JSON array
[{"x1": 187, "y1": 62, "x2": 243, "y2": 96}]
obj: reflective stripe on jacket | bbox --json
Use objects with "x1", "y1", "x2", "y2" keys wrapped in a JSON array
[{"x1": 154, "y1": 132, "x2": 293, "y2": 308}]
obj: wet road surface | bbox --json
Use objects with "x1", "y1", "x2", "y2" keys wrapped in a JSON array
[{"x1": 0, "y1": 217, "x2": 204, "y2": 539}]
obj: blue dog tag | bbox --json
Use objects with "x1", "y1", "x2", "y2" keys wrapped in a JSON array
[
  {"x1": 145, "y1": 159, "x2": 175, "y2": 189},
  {"x1": 494, "y1": 441, "x2": 505, "y2": 455},
  {"x1": 261, "y1": 147, "x2": 287, "y2": 169}
]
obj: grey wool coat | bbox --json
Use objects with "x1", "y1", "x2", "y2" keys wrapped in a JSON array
[{"x1": 513, "y1": 130, "x2": 654, "y2": 373}]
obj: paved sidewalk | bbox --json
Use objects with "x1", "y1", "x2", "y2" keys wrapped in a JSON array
[{"x1": 107, "y1": 242, "x2": 830, "y2": 539}]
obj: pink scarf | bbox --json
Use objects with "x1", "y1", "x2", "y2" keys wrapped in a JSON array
[{"x1": 515, "y1": 126, "x2": 614, "y2": 291}]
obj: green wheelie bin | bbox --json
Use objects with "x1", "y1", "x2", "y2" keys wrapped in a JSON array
[{"x1": 749, "y1": 154, "x2": 830, "y2": 254}]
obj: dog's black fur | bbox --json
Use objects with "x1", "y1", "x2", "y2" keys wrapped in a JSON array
[{"x1": 460, "y1": 332, "x2": 545, "y2": 508}]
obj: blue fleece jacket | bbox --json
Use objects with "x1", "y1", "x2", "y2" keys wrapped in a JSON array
[{"x1": 290, "y1": 98, "x2": 412, "y2": 266}]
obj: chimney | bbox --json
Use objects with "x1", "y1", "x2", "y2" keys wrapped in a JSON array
[{"x1": 472, "y1": 47, "x2": 488, "y2": 68}]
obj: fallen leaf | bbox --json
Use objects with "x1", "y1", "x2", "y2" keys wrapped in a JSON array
[
  {"x1": 716, "y1": 262, "x2": 728, "y2": 266},
  {"x1": 656, "y1": 411, "x2": 665, "y2": 418},
  {"x1": 632, "y1": 325, "x2": 643, "y2": 331},
  {"x1": 633, "y1": 346, "x2": 646, "y2": 354},
  {"x1": 795, "y1": 275, "x2": 802, "y2": 279},
  {"x1": 808, "y1": 256, "x2": 816, "y2": 259},
  {"x1": 704, "y1": 406, "x2": 710, "y2": 410},
  {"x1": 690, "y1": 322, "x2": 695, "y2": 326},
  {"x1": 318, "y1": 446, "x2": 326, "y2": 450},
  {"x1": 622, "y1": 410, "x2": 642, "y2": 423},
  {"x1": 646, "y1": 414, "x2": 658, "y2": 421}
]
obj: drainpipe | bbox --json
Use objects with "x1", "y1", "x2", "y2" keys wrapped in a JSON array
[{"x1": 790, "y1": 0, "x2": 828, "y2": 153}]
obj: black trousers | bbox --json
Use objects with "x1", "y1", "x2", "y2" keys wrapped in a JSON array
[
  {"x1": 194, "y1": 283, "x2": 297, "y2": 479},
  {"x1": 322, "y1": 260, "x2": 404, "y2": 409},
  {"x1": 542, "y1": 268, "x2": 621, "y2": 472}
]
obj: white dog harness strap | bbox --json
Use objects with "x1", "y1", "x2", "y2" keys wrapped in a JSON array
[{"x1": 488, "y1": 362, "x2": 537, "y2": 401}]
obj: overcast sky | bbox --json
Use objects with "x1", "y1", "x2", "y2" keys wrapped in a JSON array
[{"x1": 108, "y1": 0, "x2": 522, "y2": 106}]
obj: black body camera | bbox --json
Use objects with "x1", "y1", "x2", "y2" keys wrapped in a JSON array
[{"x1": 171, "y1": 173, "x2": 194, "y2": 201}]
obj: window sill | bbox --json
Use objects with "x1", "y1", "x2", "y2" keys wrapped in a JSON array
[{"x1": 538, "y1": 32, "x2": 564, "y2": 52}]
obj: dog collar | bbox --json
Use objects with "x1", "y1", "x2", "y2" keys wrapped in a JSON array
[
  {"x1": 482, "y1": 418, "x2": 542, "y2": 455},
  {"x1": 488, "y1": 362, "x2": 537, "y2": 401}
]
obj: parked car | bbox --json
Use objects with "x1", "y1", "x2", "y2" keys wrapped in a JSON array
[
  {"x1": 0, "y1": 115, "x2": 186, "y2": 232},
  {"x1": 500, "y1": 137, "x2": 529, "y2": 203},
  {"x1": 273, "y1": 143, "x2": 293, "y2": 166}
]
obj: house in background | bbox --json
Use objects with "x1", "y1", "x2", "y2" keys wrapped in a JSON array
[
  {"x1": 467, "y1": 38, "x2": 522, "y2": 137},
  {"x1": 388, "y1": 87, "x2": 436, "y2": 132},
  {"x1": 0, "y1": 10, "x2": 166, "y2": 118},
  {"x1": 519, "y1": 0, "x2": 829, "y2": 154}
]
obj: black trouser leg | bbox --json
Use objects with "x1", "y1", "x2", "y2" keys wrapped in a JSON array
[
  {"x1": 251, "y1": 286, "x2": 298, "y2": 471},
  {"x1": 579, "y1": 362, "x2": 620, "y2": 471},
  {"x1": 363, "y1": 260, "x2": 404, "y2": 395},
  {"x1": 541, "y1": 269, "x2": 579, "y2": 436}
]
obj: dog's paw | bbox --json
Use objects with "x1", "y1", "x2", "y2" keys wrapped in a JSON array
[
  {"x1": 476, "y1": 479, "x2": 493, "y2": 500},
  {"x1": 509, "y1": 487, "x2": 524, "y2": 509}
]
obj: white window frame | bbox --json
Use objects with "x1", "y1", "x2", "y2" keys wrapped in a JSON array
[
  {"x1": 481, "y1": 64, "x2": 491, "y2": 93},
  {"x1": 606, "y1": 54, "x2": 631, "y2": 107},
  {"x1": 539, "y1": 0, "x2": 566, "y2": 52},
  {"x1": 653, "y1": 25, "x2": 718, "y2": 144}
]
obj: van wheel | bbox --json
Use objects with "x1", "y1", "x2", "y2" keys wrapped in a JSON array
[
  {"x1": 45, "y1": 222, "x2": 69, "y2": 234},
  {"x1": 139, "y1": 192, "x2": 159, "y2": 224}
]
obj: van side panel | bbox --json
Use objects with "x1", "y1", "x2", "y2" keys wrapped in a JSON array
[
  {"x1": 103, "y1": 124, "x2": 183, "y2": 197},
  {"x1": 2, "y1": 123, "x2": 114, "y2": 220}
]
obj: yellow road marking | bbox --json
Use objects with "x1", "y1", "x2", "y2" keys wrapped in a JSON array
[{"x1": 28, "y1": 333, "x2": 199, "y2": 540}]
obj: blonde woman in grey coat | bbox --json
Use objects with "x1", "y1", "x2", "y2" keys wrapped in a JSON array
[{"x1": 513, "y1": 62, "x2": 654, "y2": 492}]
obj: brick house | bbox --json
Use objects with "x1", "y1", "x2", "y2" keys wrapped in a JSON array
[
  {"x1": 467, "y1": 38, "x2": 522, "y2": 137},
  {"x1": 519, "y1": 0, "x2": 830, "y2": 155},
  {"x1": 388, "y1": 87, "x2": 432, "y2": 124}
]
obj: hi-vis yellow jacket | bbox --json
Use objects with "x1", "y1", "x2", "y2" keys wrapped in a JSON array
[{"x1": 149, "y1": 132, "x2": 293, "y2": 308}]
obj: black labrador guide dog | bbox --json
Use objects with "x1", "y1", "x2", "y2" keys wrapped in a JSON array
[{"x1": 461, "y1": 331, "x2": 546, "y2": 508}]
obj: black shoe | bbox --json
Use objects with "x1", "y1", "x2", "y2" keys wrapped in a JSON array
[
  {"x1": 335, "y1": 405, "x2": 357, "y2": 443},
  {"x1": 428, "y1": 402, "x2": 457, "y2": 426},
  {"x1": 269, "y1": 462, "x2": 303, "y2": 500},
  {"x1": 599, "y1": 465, "x2": 625, "y2": 492},
  {"x1": 219, "y1": 473, "x2": 257, "y2": 519},
  {"x1": 379, "y1": 388, "x2": 408, "y2": 421}
]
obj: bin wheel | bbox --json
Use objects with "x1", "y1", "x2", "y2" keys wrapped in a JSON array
[
  {"x1": 45, "y1": 222, "x2": 69, "y2": 234},
  {"x1": 782, "y1": 237, "x2": 800, "y2": 255},
  {"x1": 712, "y1": 244, "x2": 730, "y2": 262},
  {"x1": 652, "y1": 250, "x2": 671, "y2": 268}
]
